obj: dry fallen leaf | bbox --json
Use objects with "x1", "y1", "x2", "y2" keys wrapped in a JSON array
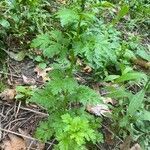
[
  {"x1": 22, "y1": 75, "x2": 36, "y2": 85},
  {"x1": 57, "y1": 0, "x2": 67, "y2": 4},
  {"x1": 130, "y1": 143, "x2": 141, "y2": 150},
  {"x1": 104, "y1": 128, "x2": 114, "y2": 145},
  {"x1": 1, "y1": 134, "x2": 26, "y2": 150},
  {"x1": 34, "y1": 66, "x2": 53, "y2": 82},
  {"x1": 120, "y1": 135, "x2": 132, "y2": 150},
  {"x1": 0, "y1": 89, "x2": 16, "y2": 102},
  {"x1": 18, "y1": 128, "x2": 45, "y2": 150},
  {"x1": 83, "y1": 66, "x2": 92, "y2": 73},
  {"x1": 86, "y1": 104, "x2": 111, "y2": 117}
]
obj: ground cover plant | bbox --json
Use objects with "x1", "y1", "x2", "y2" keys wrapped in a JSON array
[{"x1": 0, "y1": 0, "x2": 149, "y2": 150}]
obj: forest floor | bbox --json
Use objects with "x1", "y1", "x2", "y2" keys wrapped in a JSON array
[{"x1": 0, "y1": 1, "x2": 149, "y2": 150}]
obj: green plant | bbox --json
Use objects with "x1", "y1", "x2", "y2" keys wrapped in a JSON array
[
  {"x1": 104, "y1": 76, "x2": 149, "y2": 149},
  {"x1": 31, "y1": 1, "x2": 123, "y2": 73},
  {"x1": 11, "y1": 0, "x2": 149, "y2": 149},
  {"x1": 28, "y1": 1, "x2": 115, "y2": 148},
  {"x1": 29, "y1": 69, "x2": 103, "y2": 148},
  {"x1": 0, "y1": 0, "x2": 52, "y2": 54},
  {"x1": 15, "y1": 86, "x2": 34, "y2": 101}
]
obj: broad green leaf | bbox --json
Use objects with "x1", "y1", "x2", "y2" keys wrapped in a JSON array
[
  {"x1": 127, "y1": 90, "x2": 145, "y2": 117},
  {"x1": 124, "y1": 49, "x2": 136, "y2": 60},
  {"x1": 2, "y1": 49, "x2": 26, "y2": 61},
  {"x1": 119, "y1": 116, "x2": 129, "y2": 127},
  {"x1": 122, "y1": 66, "x2": 133, "y2": 75},
  {"x1": 16, "y1": 86, "x2": 27, "y2": 93},
  {"x1": 112, "y1": 4, "x2": 129, "y2": 25},
  {"x1": 115, "y1": 72, "x2": 146, "y2": 83},
  {"x1": 15, "y1": 94, "x2": 24, "y2": 99},
  {"x1": 92, "y1": 1, "x2": 114, "y2": 8},
  {"x1": 0, "y1": 19, "x2": 10, "y2": 28},
  {"x1": 35, "y1": 56, "x2": 43, "y2": 62},
  {"x1": 14, "y1": 51, "x2": 26, "y2": 61},
  {"x1": 104, "y1": 75, "x2": 120, "y2": 81},
  {"x1": 38, "y1": 63, "x2": 47, "y2": 69},
  {"x1": 100, "y1": 1, "x2": 114, "y2": 8},
  {"x1": 107, "y1": 87, "x2": 133, "y2": 98},
  {"x1": 139, "y1": 110, "x2": 150, "y2": 121},
  {"x1": 136, "y1": 49, "x2": 150, "y2": 61}
]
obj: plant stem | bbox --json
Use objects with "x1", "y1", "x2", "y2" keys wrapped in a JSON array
[{"x1": 68, "y1": 0, "x2": 86, "y2": 77}]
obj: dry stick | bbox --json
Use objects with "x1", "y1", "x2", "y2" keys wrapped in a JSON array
[
  {"x1": 0, "y1": 101, "x2": 49, "y2": 117},
  {"x1": 15, "y1": 101, "x2": 21, "y2": 118},
  {"x1": 0, "y1": 71, "x2": 21, "y2": 78},
  {"x1": 5, "y1": 118, "x2": 26, "y2": 130},
  {"x1": 0, "y1": 127, "x2": 53, "y2": 145},
  {"x1": 47, "y1": 139, "x2": 56, "y2": 150},
  {"x1": 27, "y1": 140, "x2": 34, "y2": 150}
]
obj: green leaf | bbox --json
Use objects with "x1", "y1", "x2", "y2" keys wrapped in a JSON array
[
  {"x1": 14, "y1": 51, "x2": 26, "y2": 61},
  {"x1": 57, "y1": 9, "x2": 79, "y2": 26},
  {"x1": 15, "y1": 93, "x2": 24, "y2": 99},
  {"x1": 43, "y1": 43, "x2": 61, "y2": 58},
  {"x1": 112, "y1": 4, "x2": 129, "y2": 25},
  {"x1": 104, "y1": 75, "x2": 120, "y2": 81},
  {"x1": 3, "y1": 50, "x2": 26, "y2": 61},
  {"x1": 76, "y1": 86, "x2": 101, "y2": 105},
  {"x1": 31, "y1": 33, "x2": 50, "y2": 49},
  {"x1": 124, "y1": 49, "x2": 136, "y2": 60},
  {"x1": 115, "y1": 72, "x2": 146, "y2": 83},
  {"x1": 100, "y1": 1, "x2": 114, "y2": 8},
  {"x1": 35, "y1": 119, "x2": 54, "y2": 142},
  {"x1": 16, "y1": 86, "x2": 27, "y2": 93},
  {"x1": 127, "y1": 90, "x2": 145, "y2": 117},
  {"x1": 136, "y1": 49, "x2": 150, "y2": 61},
  {"x1": 0, "y1": 19, "x2": 10, "y2": 28},
  {"x1": 38, "y1": 63, "x2": 47, "y2": 69},
  {"x1": 35, "y1": 56, "x2": 43, "y2": 62},
  {"x1": 139, "y1": 110, "x2": 150, "y2": 121}
]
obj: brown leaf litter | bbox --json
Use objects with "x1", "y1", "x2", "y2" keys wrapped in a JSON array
[
  {"x1": 0, "y1": 89, "x2": 16, "y2": 102},
  {"x1": 34, "y1": 66, "x2": 53, "y2": 82},
  {"x1": 0, "y1": 101, "x2": 46, "y2": 150}
]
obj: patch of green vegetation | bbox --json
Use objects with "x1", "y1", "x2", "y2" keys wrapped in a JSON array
[{"x1": 1, "y1": 0, "x2": 150, "y2": 149}]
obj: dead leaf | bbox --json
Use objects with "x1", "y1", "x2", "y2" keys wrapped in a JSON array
[
  {"x1": 57, "y1": 0, "x2": 67, "y2": 4},
  {"x1": 22, "y1": 75, "x2": 36, "y2": 85},
  {"x1": 104, "y1": 129, "x2": 114, "y2": 145},
  {"x1": 132, "y1": 58, "x2": 150, "y2": 69},
  {"x1": 130, "y1": 143, "x2": 141, "y2": 150},
  {"x1": 1, "y1": 134, "x2": 26, "y2": 150},
  {"x1": 0, "y1": 89, "x2": 16, "y2": 102},
  {"x1": 86, "y1": 104, "x2": 111, "y2": 117},
  {"x1": 83, "y1": 66, "x2": 92, "y2": 73},
  {"x1": 120, "y1": 135, "x2": 132, "y2": 150},
  {"x1": 34, "y1": 66, "x2": 53, "y2": 82},
  {"x1": 18, "y1": 128, "x2": 45, "y2": 150}
]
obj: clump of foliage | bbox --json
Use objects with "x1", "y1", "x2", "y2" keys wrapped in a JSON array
[
  {"x1": 30, "y1": 69, "x2": 103, "y2": 148},
  {"x1": 29, "y1": 0, "x2": 150, "y2": 149},
  {"x1": 0, "y1": 0, "x2": 52, "y2": 52},
  {"x1": 29, "y1": 0, "x2": 108, "y2": 148},
  {"x1": 3, "y1": 0, "x2": 149, "y2": 149}
]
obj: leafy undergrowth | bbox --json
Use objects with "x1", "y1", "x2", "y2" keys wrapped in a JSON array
[{"x1": 0, "y1": 0, "x2": 149, "y2": 150}]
